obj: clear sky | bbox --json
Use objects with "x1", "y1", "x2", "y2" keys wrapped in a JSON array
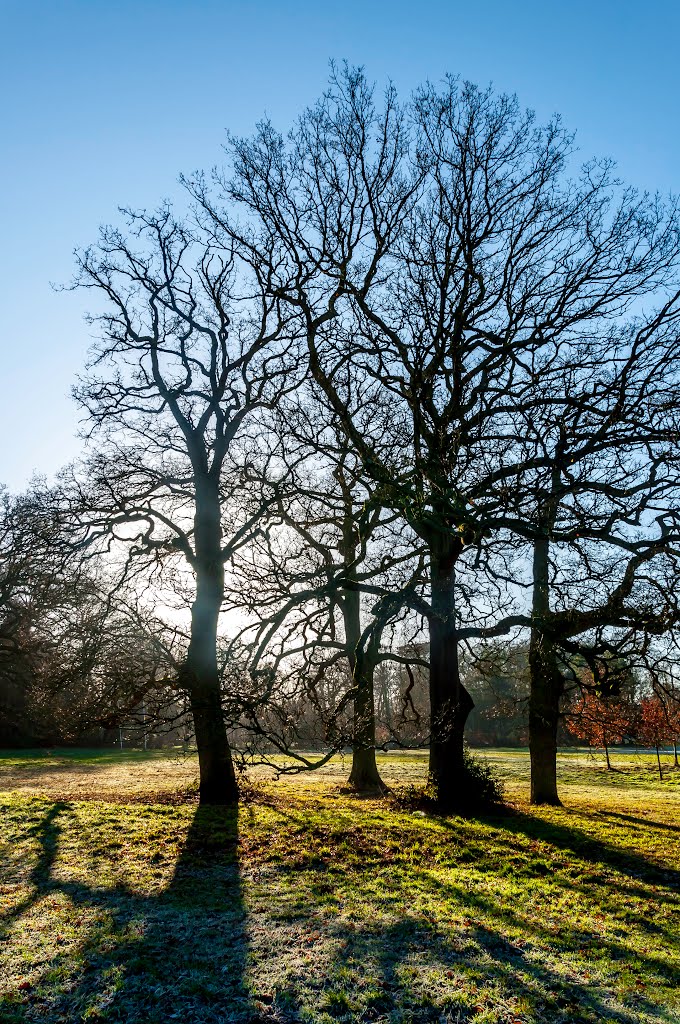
[{"x1": 1, "y1": 0, "x2": 679, "y2": 492}]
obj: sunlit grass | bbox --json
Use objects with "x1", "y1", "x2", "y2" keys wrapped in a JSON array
[{"x1": 0, "y1": 749, "x2": 678, "y2": 1022}]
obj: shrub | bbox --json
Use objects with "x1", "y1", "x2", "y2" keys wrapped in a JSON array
[{"x1": 398, "y1": 748, "x2": 504, "y2": 815}]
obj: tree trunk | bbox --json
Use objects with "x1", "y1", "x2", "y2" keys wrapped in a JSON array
[
  {"x1": 529, "y1": 534, "x2": 563, "y2": 806},
  {"x1": 183, "y1": 476, "x2": 239, "y2": 807},
  {"x1": 189, "y1": 676, "x2": 238, "y2": 805},
  {"x1": 605, "y1": 743, "x2": 611, "y2": 771},
  {"x1": 343, "y1": 585, "x2": 385, "y2": 793},
  {"x1": 427, "y1": 535, "x2": 474, "y2": 811},
  {"x1": 656, "y1": 745, "x2": 663, "y2": 782},
  {"x1": 347, "y1": 664, "x2": 384, "y2": 791}
]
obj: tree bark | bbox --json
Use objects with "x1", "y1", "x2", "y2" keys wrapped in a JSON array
[
  {"x1": 183, "y1": 476, "x2": 239, "y2": 806},
  {"x1": 529, "y1": 534, "x2": 563, "y2": 806},
  {"x1": 427, "y1": 535, "x2": 474, "y2": 811},
  {"x1": 528, "y1": 628, "x2": 564, "y2": 804},
  {"x1": 343, "y1": 585, "x2": 385, "y2": 793}
]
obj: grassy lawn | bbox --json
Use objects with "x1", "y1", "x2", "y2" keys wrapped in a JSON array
[{"x1": 0, "y1": 749, "x2": 678, "y2": 1023}]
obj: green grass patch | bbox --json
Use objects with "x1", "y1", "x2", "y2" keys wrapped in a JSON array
[{"x1": 0, "y1": 750, "x2": 678, "y2": 1022}]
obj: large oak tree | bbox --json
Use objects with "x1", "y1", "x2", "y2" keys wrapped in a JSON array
[{"x1": 68, "y1": 206, "x2": 294, "y2": 804}]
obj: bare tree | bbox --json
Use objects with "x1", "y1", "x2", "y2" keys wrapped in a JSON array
[
  {"x1": 195, "y1": 67, "x2": 680, "y2": 808},
  {"x1": 0, "y1": 481, "x2": 175, "y2": 745},
  {"x1": 0, "y1": 484, "x2": 60, "y2": 739},
  {"x1": 67, "y1": 205, "x2": 293, "y2": 804},
  {"x1": 227, "y1": 404, "x2": 424, "y2": 791},
  {"x1": 502, "y1": 307, "x2": 680, "y2": 803}
]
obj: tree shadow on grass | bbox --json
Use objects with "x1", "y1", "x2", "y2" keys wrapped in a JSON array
[
  {"x1": 0, "y1": 802, "x2": 282, "y2": 1024},
  {"x1": 224, "y1": 796, "x2": 680, "y2": 1023},
  {"x1": 324, "y1": 911, "x2": 673, "y2": 1024},
  {"x1": 314, "y1": 814, "x2": 680, "y2": 1024},
  {"x1": 432, "y1": 807, "x2": 680, "y2": 951},
  {"x1": 481, "y1": 807, "x2": 680, "y2": 888},
  {"x1": 3, "y1": 793, "x2": 678, "y2": 1023},
  {"x1": 594, "y1": 809, "x2": 680, "y2": 836}
]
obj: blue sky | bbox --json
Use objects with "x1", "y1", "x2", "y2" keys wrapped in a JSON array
[{"x1": 1, "y1": 0, "x2": 679, "y2": 491}]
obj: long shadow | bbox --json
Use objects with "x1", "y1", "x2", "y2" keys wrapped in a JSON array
[
  {"x1": 596, "y1": 809, "x2": 680, "y2": 835},
  {"x1": 420, "y1": 867, "x2": 680, "y2": 982},
  {"x1": 219, "y1": 795, "x2": 680, "y2": 1021},
  {"x1": 4, "y1": 795, "x2": 678, "y2": 1022},
  {"x1": 0, "y1": 802, "x2": 68, "y2": 925},
  {"x1": 316, "y1": 853, "x2": 679, "y2": 1023},
  {"x1": 488, "y1": 808, "x2": 680, "y2": 888},
  {"x1": 320, "y1": 910, "x2": 671, "y2": 1024},
  {"x1": 430, "y1": 808, "x2": 680, "y2": 949},
  {"x1": 262, "y1": 793, "x2": 680, "y2": 890},
  {"x1": 431, "y1": 805, "x2": 680, "y2": 893},
  {"x1": 0, "y1": 802, "x2": 263, "y2": 1023}
]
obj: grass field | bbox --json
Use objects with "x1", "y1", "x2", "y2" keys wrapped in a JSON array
[{"x1": 0, "y1": 748, "x2": 678, "y2": 1023}]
